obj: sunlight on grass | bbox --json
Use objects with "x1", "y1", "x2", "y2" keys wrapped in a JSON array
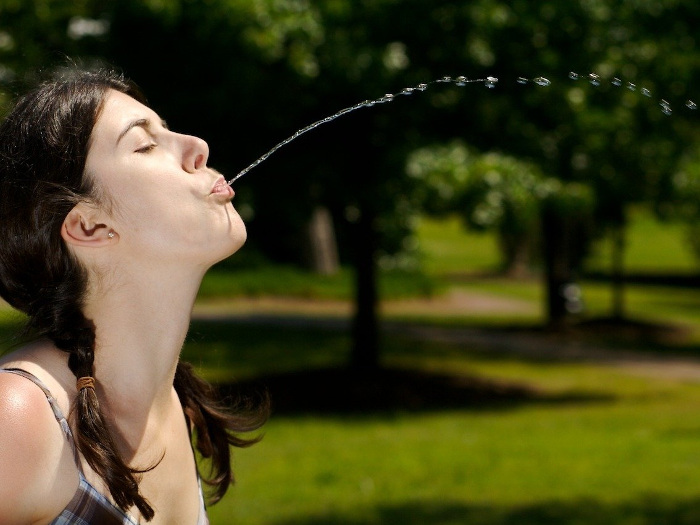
[
  {"x1": 585, "y1": 207, "x2": 698, "y2": 275},
  {"x1": 416, "y1": 215, "x2": 501, "y2": 275},
  {"x1": 417, "y1": 207, "x2": 698, "y2": 278},
  {"x1": 199, "y1": 266, "x2": 436, "y2": 301},
  {"x1": 205, "y1": 347, "x2": 700, "y2": 524}
]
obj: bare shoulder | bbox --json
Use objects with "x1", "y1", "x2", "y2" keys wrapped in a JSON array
[{"x1": 0, "y1": 371, "x2": 78, "y2": 523}]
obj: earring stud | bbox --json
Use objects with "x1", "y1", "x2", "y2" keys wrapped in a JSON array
[{"x1": 108, "y1": 231, "x2": 115, "y2": 239}]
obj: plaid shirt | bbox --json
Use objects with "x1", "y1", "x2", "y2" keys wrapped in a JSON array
[{"x1": 1, "y1": 368, "x2": 208, "y2": 525}]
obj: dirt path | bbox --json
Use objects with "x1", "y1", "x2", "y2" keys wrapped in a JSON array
[
  {"x1": 193, "y1": 287, "x2": 535, "y2": 318},
  {"x1": 193, "y1": 291, "x2": 700, "y2": 383}
]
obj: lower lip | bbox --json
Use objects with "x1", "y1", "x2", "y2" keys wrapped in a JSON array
[{"x1": 211, "y1": 184, "x2": 234, "y2": 199}]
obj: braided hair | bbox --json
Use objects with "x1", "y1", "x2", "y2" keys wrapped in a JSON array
[{"x1": 0, "y1": 67, "x2": 267, "y2": 518}]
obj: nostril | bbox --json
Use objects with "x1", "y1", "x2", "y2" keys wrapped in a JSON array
[
  {"x1": 182, "y1": 134, "x2": 209, "y2": 172},
  {"x1": 194, "y1": 153, "x2": 206, "y2": 170}
]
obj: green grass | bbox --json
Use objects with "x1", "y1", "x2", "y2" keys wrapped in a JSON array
[
  {"x1": 196, "y1": 207, "x2": 698, "y2": 324},
  {"x1": 181, "y1": 323, "x2": 700, "y2": 525},
  {"x1": 585, "y1": 207, "x2": 698, "y2": 275},
  {"x1": 417, "y1": 206, "x2": 698, "y2": 277},
  {"x1": 185, "y1": 321, "x2": 351, "y2": 382},
  {"x1": 416, "y1": 215, "x2": 502, "y2": 275},
  {"x1": 217, "y1": 401, "x2": 700, "y2": 524},
  {"x1": 199, "y1": 266, "x2": 436, "y2": 301},
  {"x1": 441, "y1": 278, "x2": 700, "y2": 336}
]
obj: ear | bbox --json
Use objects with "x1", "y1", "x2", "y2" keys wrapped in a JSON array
[{"x1": 61, "y1": 204, "x2": 116, "y2": 248}]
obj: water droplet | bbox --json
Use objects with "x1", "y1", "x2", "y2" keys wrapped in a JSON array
[
  {"x1": 660, "y1": 100, "x2": 672, "y2": 116},
  {"x1": 377, "y1": 93, "x2": 394, "y2": 103},
  {"x1": 517, "y1": 77, "x2": 529, "y2": 84},
  {"x1": 440, "y1": 76, "x2": 452, "y2": 82},
  {"x1": 533, "y1": 77, "x2": 551, "y2": 87},
  {"x1": 569, "y1": 72, "x2": 579, "y2": 80},
  {"x1": 484, "y1": 76, "x2": 498, "y2": 89},
  {"x1": 400, "y1": 87, "x2": 415, "y2": 95},
  {"x1": 641, "y1": 88, "x2": 651, "y2": 97},
  {"x1": 686, "y1": 100, "x2": 698, "y2": 110},
  {"x1": 363, "y1": 100, "x2": 375, "y2": 107},
  {"x1": 455, "y1": 75, "x2": 468, "y2": 86},
  {"x1": 588, "y1": 73, "x2": 601, "y2": 86},
  {"x1": 627, "y1": 82, "x2": 636, "y2": 91},
  {"x1": 417, "y1": 83, "x2": 428, "y2": 91},
  {"x1": 612, "y1": 77, "x2": 622, "y2": 86}
]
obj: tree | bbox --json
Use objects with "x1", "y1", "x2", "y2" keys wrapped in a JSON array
[
  {"x1": 407, "y1": 141, "x2": 595, "y2": 322},
  {"x1": 80, "y1": 0, "x2": 700, "y2": 353},
  {"x1": 0, "y1": 0, "x2": 108, "y2": 108},
  {"x1": 4, "y1": 0, "x2": 700, "y2": 365},
  {"x1": 407, "y1": 143, "x2": 558, "y2": 277}
]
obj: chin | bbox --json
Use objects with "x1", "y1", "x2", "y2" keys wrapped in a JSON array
[
  {"x1": 207, "y1": 239, "x2": 245, "y2": 268},
  {"x1": 229, "y1": 228, "x2": 247, "y2": 255},
  {"x1": 217, "y1": 219, "x2": 247, "y2": 262},
  {"x1": 203, "y1": 206, "x2": 246, "y2": 266}
]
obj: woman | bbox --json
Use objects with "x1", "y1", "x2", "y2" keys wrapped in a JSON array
[{"x1": 0, "y1": 67, "x2": 267, "y2": 524}]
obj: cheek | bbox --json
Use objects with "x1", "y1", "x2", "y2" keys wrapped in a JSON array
[{"x1": 108, "y1": 182, "x2": 188, "y2": 238}]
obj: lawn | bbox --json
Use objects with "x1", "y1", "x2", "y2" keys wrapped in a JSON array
[
  {"x1": 189, "y1": 206, "x2": 700, "y2": 524},
  {"x1": 184, "y1": 322, "x2": 700, "y2": 525}
]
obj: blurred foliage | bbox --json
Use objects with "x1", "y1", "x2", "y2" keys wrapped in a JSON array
[
  {"x1": 1, "y1": 0, "x2": 699, "y2": 330},
  {"x1": 1, "y1": 0, "x2": 699, "y2": 252},
  {"x1": 407, "y1": 143, "x2": 596, "y2": 274}
]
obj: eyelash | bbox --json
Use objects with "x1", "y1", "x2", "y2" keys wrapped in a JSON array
[{"x1": 136, "y1": 143, "x2": 157, "y2": 153}]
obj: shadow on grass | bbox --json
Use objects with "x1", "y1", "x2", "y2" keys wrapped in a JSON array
[
  {"x1": 189, "y1": 316, "x2": 617, "y2": 415},
  {"x1": 220, "y1": 365, "x2": 613, "y2": 416},
  {"x1": 265, "y1": 496, "x2": 700, "y2": 525},
  {"x1": 390, "y1": 317, "x2": 700, "y2": 360},
  {"x1": 190, "y1": 313, "x2": 700, "y2": 371}
]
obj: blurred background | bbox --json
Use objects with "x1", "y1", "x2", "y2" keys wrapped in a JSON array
[{"x1": 2, "y1": 0, "x2": 700, "y2": 523}]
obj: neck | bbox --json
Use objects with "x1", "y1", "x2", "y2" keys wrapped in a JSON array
[{"x1": 82, "y1": 264, "x2": 205, "y2": 448}]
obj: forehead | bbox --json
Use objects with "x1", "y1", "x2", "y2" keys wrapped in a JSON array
[{"x1": 93, "y1": 89, "x2": 157, "y2": 142}]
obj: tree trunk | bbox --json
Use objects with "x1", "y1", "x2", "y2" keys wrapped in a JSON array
[
  {"x1": 500, "y1": 231, "x2": 532, "y2": 278},
  {"x1": 305, "y1": 206, "x2": 340, "y2": 275},
  {"x1": 611, "y1": 225, "x2": 626, "y2": 319},
  {"x1": 350, "y1": 206, "x2": 380, "y2": 371},
  {"x1": 541, "y1": 200, "x2": 580, "y2": 328}
]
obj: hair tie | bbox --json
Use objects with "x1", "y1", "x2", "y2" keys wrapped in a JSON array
[{"x1": 76, "y1": 376, "x2": 96, "y2": 391}]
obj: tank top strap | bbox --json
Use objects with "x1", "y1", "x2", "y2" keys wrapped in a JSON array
[
  {"x1": 0, "y1": 368, "x2": 210, "y2": 524},
  {"x1": 0, "y1": 368, "x2": 81, "y2": 465}
]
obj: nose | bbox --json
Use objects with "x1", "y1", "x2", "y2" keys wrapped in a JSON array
[{"x1": 181, "y1": 134, "x2": 209, "y2": 173}]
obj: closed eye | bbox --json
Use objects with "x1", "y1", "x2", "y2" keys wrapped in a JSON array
[{"x1": 135, "y1": 143, "x2": 157, "y2": 153}]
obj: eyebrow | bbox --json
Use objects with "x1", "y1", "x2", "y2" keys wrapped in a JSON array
[{"x1": 116, "y1": 118, "x2": 169, "y2": 145}]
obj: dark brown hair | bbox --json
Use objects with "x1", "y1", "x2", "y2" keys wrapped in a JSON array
[{"x1": 0, "y1": 67, "x2": 268, "y2": 519}]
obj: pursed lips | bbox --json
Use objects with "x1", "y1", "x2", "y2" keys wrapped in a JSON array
[{"x1": 210, "y1": 176, "x2": 235, "y2": 198}]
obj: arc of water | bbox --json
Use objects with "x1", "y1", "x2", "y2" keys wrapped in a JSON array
[
  {"x1": 228, "y1": 71, "x2": 698, "y2": 185},
  {"x1": 227, "y1": 76, "x2": 498, "y2": 185}
]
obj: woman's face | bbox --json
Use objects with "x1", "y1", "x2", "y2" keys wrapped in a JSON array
[{"x1": 84, "y1": 89, "x2": 246, "y2": 270}]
